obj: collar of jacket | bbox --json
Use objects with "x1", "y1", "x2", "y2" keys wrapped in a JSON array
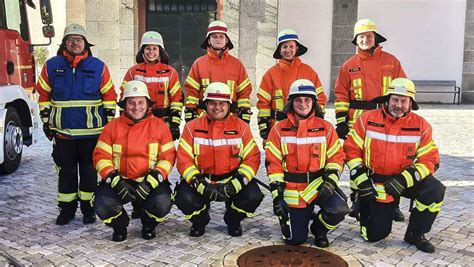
[
  {"x1": 278, "y1": 57, "x2": 302, "y2": 72},
  {"x1": 121, "y1": 110, "x2": 153, "y2": 126},
  {"x1": 62, "y1": 49, "x2": 89, "y2": 68},
  {"x1": 287, "y1": 111, "x2": 315, "y2": 128},
  {"x1": 356, "y1": 45, "x2": 382, "y2": 60},
  {"x1": 207, "y1": 47, "x2": 229, "y2": 60},
  {"x1": 381, "y1": 105, "x2": 412, "y2": 123}
]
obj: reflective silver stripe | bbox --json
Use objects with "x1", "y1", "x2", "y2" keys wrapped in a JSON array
[
  {"x1": 194, "y1": 137, "x2": 242, "y2": 146},
  {"x1": 134, "y1": 75, "x2": 169, "y2": 83},
  {"x1": 366, "y1": 130, "x2": 421, "y2": 143},
  {"x1": 281, "y1": 136, "x2": 326, "y2": 144}
]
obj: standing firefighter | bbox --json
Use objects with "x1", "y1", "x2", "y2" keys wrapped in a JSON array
[
  {"x1": 344, "y1": 78, "x2": 445, "y2": 253},
  {"x1": 265, "y1": 79, "x2": 348, "y2": 247},
  {"x1": 121, "y1": 31, "x2": 183, "y2": 141},
  {"x1": 93, "y1": 80, "x2": 175, "y2": 242},
  {"x1": 175, "y1": 82, "x2": 263, "y2": 237},
  {"x1": 334, "y1": 18, "x2": 406, "y2": 220},
  {"x1": 36, "y1": 23, "x2": 117, "y2": 225},
  {"x1": 183, "y1": 20, "x2": 252, "y2": 124},
  {"x1": 257, "y1": 29, "x2": 327, "y2": 141}
]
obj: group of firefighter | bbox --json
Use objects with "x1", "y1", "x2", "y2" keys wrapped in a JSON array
[{"x1": 35, "y1": 18, "x2": 446, "y2": 253}]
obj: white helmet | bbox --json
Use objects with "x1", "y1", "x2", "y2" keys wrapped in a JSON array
[
  {"x1": 203, "y1": 82, "x2": 232, "y2": 103},
  {"x1": 283, "y1": 79, "x2": 317, "y2": 114},
  {"x1": 118, "y1": 80, "x2": 151, "y2": 108},
  {"x1": 273, "y1": 29, "x2": 308, "y2": 59},
  {"x1": 200, "y1": 20, "x2": 234, "y2": 50},
  {"x1": 140, "y1": 31, "x2": 164, "y2": 49},
  {"x1": 64, "y1": 23, "x2": 87, "y2": 38}
]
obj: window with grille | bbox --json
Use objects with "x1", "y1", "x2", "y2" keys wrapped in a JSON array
[{"x1": 147, "y1": 0, "x2": 216, "y2": 13}]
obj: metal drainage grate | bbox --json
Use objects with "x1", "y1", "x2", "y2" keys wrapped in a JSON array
[{"x1": 237, "y1": 245, "x2": 348, "y2": 267}]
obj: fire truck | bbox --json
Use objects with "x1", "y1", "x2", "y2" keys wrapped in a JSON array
[{"x1": 0, "y1": 0, "x2": 54, "y2": 174}]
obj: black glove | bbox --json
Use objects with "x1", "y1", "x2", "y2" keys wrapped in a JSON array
[
  {"x1": 43, "y1": 124, "x2": 57, "y2": 141},
  {"x1": 221, "y1": 173, "x2": 247, "y2": 198},
  {"x1": 258, "y1": 117, "x2": 270, "y2": 140},
  {"x1": 104, "y1": 108, "x2": 116, "y2": 122},
  {"x1": 169, "y1": 110, "x2": 182, "y2": 140},
  {"x1": 317, "y1": 170, "x2": 338, "y2": 205},
  {"x1": 384, "y1": 169, "x2": 416, "y2": 199},
  {"x1": 270, "y1": 182, "x2": 289, "y2": 221},
  {"x1": 136, "y1": 169, "x2": 163, "y2": 201},
  {"x1": 184, "y1": 107, "x2": 197, "y2": 122},
  {"x1": 170, "y1": 122, "x2": 180, "y2": 141},
  {"x1": 358, "y1": 179, "x2": 376, "y2": 203},
  {"x1": 106, "y1": 170, "x2": 136, "y2": 203},
  {"x1": 238, "y1": 107, "x2": 252, "y2": 124},
  {"x1": 336, "y1": 122, "x2": 350, "y2": 140},
  {"x1": 193, "y1": 174, "x2": 228, "y2": 201}
]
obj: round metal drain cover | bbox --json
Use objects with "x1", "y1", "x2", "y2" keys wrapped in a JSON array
[{"x1": 237, "y1": 245, "x2": 348, "y2": 267}]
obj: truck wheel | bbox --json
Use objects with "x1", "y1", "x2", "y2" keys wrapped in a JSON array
[{"x1": 0, "y1": 107, "x2": 23, "y2": 174}]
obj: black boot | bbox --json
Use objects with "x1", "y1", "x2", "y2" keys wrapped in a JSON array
[
  {"x1": 189, "y1": 224, "x2": 206, "y2": 237},
  {"x1": 56, "y1": 212, "x2": 75, "y2": 225},
  {"x1": 393, "y1": 206, "x2": 405, "y2": 222},
  {"x1": 83, "y1": 214, "x2": 96, "y2": 224},
  {"x1": 404, "y1": 232, "x2": 435, "y2": 253},
  {"x1": 348, "y1": 191, "x2": 360, "y2": 218},
  {"x1": 112, "y1": 227, "x2": 127, "y2": 242},
  {"x1": 141, "y1": 227, "x2": 156, "y2": 240},
  {"x1": 314, "y1": 234, "x2": 329, "y2": 248},
  {"x1": 227, "y1": 223, "x2": 242, "y2": 237}
]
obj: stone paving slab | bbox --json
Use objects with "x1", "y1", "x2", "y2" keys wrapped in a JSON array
[{"x1": 0, "y1": 104, "x2": 473, "y2": 266}]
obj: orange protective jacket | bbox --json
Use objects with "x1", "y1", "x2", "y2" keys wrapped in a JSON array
[
  {"x1": 344, "y1": 107, "x2": 439, "y2": 197},
  {"x1": 93, "y1": 113, "x2": 176, "y2": 181},
  {"x1": 177, "y1": 114, "x2": 260, "y2": 183},
  {"x1": 334, "y1": 46, "x2": 406, "y2": 127},
  {"x1": 120, "y1": 62, "x2": 183, "y2": 113},
  {"x1": 184, "y1": 48, "x2": 252, "y2": 111},
  {"x1": 257, "y1": 57, "x2": 327, "y2": 121},
  {"x1": 265, "y1": 112, "x2": 345, "y2": 208}
]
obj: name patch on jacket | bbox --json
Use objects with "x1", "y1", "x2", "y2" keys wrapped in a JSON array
[
  {"x1": 136, "y1": 68, "x2": 146, "y2": 73},
  {"x1": 157, "y1": 69, "x2": 170, "y2": 74},
  {"x1": 273, "y1": 96, "x2": 283, "y2": 100},
  {"x1": 349, "y1": 67, "x2": 361, "y2": 73},
  {"x1": 401, "y1": 127, "x2": 420, "y2": 132},
  {"x1": 54, "y1": 68, "x2": 65, "y2": 73},
  {"x1": 224, "y1": 130, "x2": 238, "y2": 135},
  {"x1": 195, "y1": 129, "x2": 208, "y2": 134},
  {"x1": 368, "y1": 121, "x2": 384, "y2": 127},
  {"x1": 81, "y1": 69, "x2": 96, "y2": 74},
  {"x1": 308, "y1": 127, "x2": 324, "y2": 132}
]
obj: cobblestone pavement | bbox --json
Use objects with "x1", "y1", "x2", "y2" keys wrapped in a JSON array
[{"x1": 0, "y1": 104, "x2": 473, "y2": 266}]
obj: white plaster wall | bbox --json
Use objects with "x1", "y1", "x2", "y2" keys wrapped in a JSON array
[
  {"x1": 358, "y1": 0, "x2": 466, "y2": 86},
  {"x1": 278, "y1": 0, "x2": 333, "y2": 99}
]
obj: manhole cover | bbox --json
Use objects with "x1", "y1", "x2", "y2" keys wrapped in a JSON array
[{"x1": 237, "y1": 245, "x2": 348, "y2": 267}]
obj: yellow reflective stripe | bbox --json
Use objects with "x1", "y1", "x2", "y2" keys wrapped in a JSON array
[
  {"x1": 100, "y1": 79, "x2": 114, "y2": 94},
  {"x1": 149, "y1": 143, "x2": 159, "y2": 169},
  {"x1": 258, "y1": 109, "x2": 271, "y2": 117},
  {"x1": 275, "y1": 90, "x2": 284, "y2": 110},
  {"x1": 237, "y1": 78, "x2": 250, "y2": 93},
  {"x1": 315, "y1": 86, "x2": 324, "y2": 96},
  {"x1": 94, "y1": 106, "x2": 103, "y2": 127},
  {"x1": 374, "y1": 183, "x2": 389, "y2": 202},
  {"x1": 326, "y1": 141, "x2": 341, "y2": 159},
  {"x1": 318, "y1": 213, "x2": 337, "y2": 230},
  {"x1": 364, "y1": 138, "x2": 372, "y2": 168},
  {"x1": 170, "y1": 81, "x2": 181, "y2": 96},
  {"x1": 145, "y1": 210, "x2": 167, "y2": 222},
  {"x1": 230, "y1": 202, "x2": 253, "y2": 217},
  {"x1": 360, "y1": 225, "x2": 368, "y2": 241},
  {"x1": 178, "y1": 139, "x2": 193, "y2": 158},
  {"x1": 184, "y1": 204, "x2": 208, "y2": 220},
  {"x1": 102, "y1": 101, "x2": 116, "y2": 109},
  {"x1": 58, "y1": 192, "x2": 78, "y2": 202},
  {"x1": 354, "y1": 172, "x2": 369, "y2": 187},
  {"x1": 96, "y1": 159, "x2": 113, "y2": 173},
  {"x1": 185, "y1": 96, "x2": 199, "y2": 105},
  {"x1": 183, "y1": 165, "x2": 199, "y2": 183},
  {"x1": 334, "y1": 101, "x2": 350, "y2": 112},
  {"x1": 349, "y1": 131, "x2": 364, "y2": 149},
  {"x1": 120, "y1": 80, "x2": 128, "y2": 88},
  {"x1": 268, "y1": 173, "x2": 284, "y2": 184},
  {"x1": 416, "y1": 141, "x2": 437, "y2": 158},
  {"x1": 326, "y1": 173, "x2": 339, "y2": 184},
  {"x1": 347, "y1": 158, "x2": 363, "y2": 170},
  {"x1": 186, "y1": 76, "x2": 200, "y2": 90},
  {"x1": 241, "y1": 139, "x2": 256, "y2": 160},
  {"x1": 281, "y1": 142, "x2": 289, "y2": 156},
  {"x1": 170, "y1": 101, "x2": 183, "y2": 111},
  {"x1": 53, "y1": 107, "x2": 61, "y2": 129},
  {"x1": 202, "y1": 79, "x2": 210, "y2": 86},
  {"x1": 382, "y1": 76, "x2": 392, "y2": 95},
  {"x1": 325, "y1": 163, "x2": 342, "y2": 173},
  {"x1": 401, "y1": 170, "x2": 415, "y2": 188},
  {"x1": 227, "y1": 80, "x2": 236, "y2": 99},
  {"x1": 96, "y1": 141, "x2": 112, "y2": 155},
  {"x1": 301, "y1": 177, "x2": 323, "y2": 203},
  {"x1": 319, "y1": 105, "x2": 326, "y2": 114},
  {"x1": 161, "y1": 142, "x2": 174, "y2": 153},
  {"x1": 319, "y1": 143, "x2": 327, "y2": 169},
  {"x1": 414, "y1": 163, "x2": 430, "y2": 179},
  {"x1": 103, "y1": 210, "x2": 123, "y2": 224},
  {"x1": 55, "y1": 127, "x2": 104, "y2": 136},
  {"x1": 238, "y1": 164, "x2": 255, "y2": 180},
  {"x1": 163, "y1": 80, "x2": 170, "y2": 107},
  {"x1": 79, "y1": 191, "x2": 94, "y2": 201},
  {"x1": 51, "y1": 99, "x2": 103, "y2": 107},
  {"x1": 146, "y1": 175, "x2": 159, "y2": 188},
  {"x1": 284, "y1": 189, "x2": 300, "y2": 206},
  {"x1": 237, "y1": 98, "x2": 251, "y2": 108},
  {"x1": 156, "y1": 160, "x2": 172, "y2": 174},
  {"x1": 350, "y1": 109, "x2": 363, "y2": 127},
  {"x1": 113, "y1": 144, "x2": 122, "y2": 172},
  {"x1": 352, "y1": 79, "x2": 362, "y2": 99},
  {"x1": 85, "y1": 106, "x2": 93, "y2": 128},
  {"x1": 415, "y1": 199, "x2": 443, "y2": 213},
  {"x1": 39, "y1": 101, "x2": 51, "y2": 110},
  {"x1": 38, "y1": 76, "x2": 52, "y2": 92},
  {"x1": 231, "y1": 178, "x2": 243, "y2": 192},
  {"x1": 265, "y1": 141, "x2": 282, "y2": 161},
  {"x1": 258, "y1": 88, "x2": 271, "y2": 101}
]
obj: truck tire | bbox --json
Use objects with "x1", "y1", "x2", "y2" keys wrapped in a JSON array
[{"x1": 0, "y1": 107, "x2": 23, "y2": 174}]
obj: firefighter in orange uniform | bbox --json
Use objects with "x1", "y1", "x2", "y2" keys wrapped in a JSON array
[
  {"x1": 257, "y1": 29, "x2": 327, "y2": 140},
  {"x1": 121, "y1": 31, "x2": 183, "y2": 141},
  {"x1": 36, "y1": 23, "x2": 117, "y2": 225},
  {"x1": 265, "y1": 79, "x2": 348, "y2": 247},
  {"x1": 93, "y1": 81, "x2": 175, "y2": 242},
  {"x1": 175, "y1": 82, "x2": 263, "y2": 237},
  {"x1": 344, "y1": 78, "x2": 445, "y2": 253},
  {"x1": 183, "y1": 20, "x2": 252, "y2": 124},
  {"x1": 334, "y1": 19, "x2": 406, "y2": 220}
]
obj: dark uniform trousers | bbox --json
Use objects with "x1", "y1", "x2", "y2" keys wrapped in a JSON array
[
  {"x1": 52, "y1": 137, "x2": 98, "y2": 217},
  {"x1": 93, "y1": 181, "x2": 173, "y2": 230},
  {"x1": 174, "y1": 179, "x2": 264, "y2": 228},
  {"x1": 359, "y1": 175, "x2": 446, "y2": 242},
  {"x1": 282, "y1": 188, "x2": 349, "y2": 245}
]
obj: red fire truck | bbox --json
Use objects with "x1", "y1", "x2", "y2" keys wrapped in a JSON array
[{"x1": 0, "y1": 0, "x2": 54, "y2": 174}]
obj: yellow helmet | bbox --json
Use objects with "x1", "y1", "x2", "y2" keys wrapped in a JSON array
[
  {"x1": 200, "y1": 20, "x2": 234, "y2": 50},
  {"x1": 273, "y1": 29, "x2": 308, "y2": 59},
  {"x1": 118, "y1": 80, "x2": 151, "y2": 108},
  {"x1": 140, "y1": 31, "x2": 164, "y2": 49},
  {"x1": 203, "y1": 82, "x2": 232, "y2": 103},
  {"x1": 352, "y1": 18, "x2": 387, "y2": 45},
  {"x1": 371, "y1": 78, "x2": 418, "y2": 110}
]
